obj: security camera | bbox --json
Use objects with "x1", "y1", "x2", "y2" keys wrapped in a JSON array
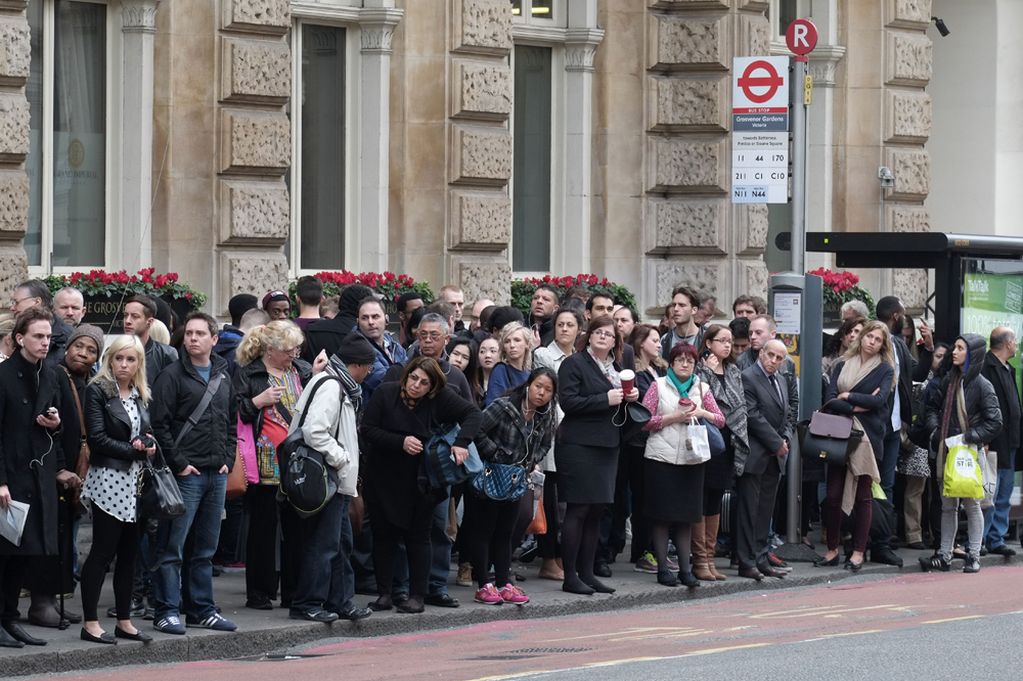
[
  {"x1": 931, "y1": 16, "x2": 950, "y2": 37},
  {"x1": 878, "y1": 166, "x2": 894, "y2": 188}
]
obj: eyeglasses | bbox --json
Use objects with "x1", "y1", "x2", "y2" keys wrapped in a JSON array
[
  {"x1": 406, "y1": 375, "x2": 431, "y2": 386},
  {"x1": 418, "y1": 331, "x2": 444, "y2": 341},
  {"x1": 274, "y1": 346, "x2": 300, "y2": 357},
  {"x1": 590, "y1": 330, "x2": 616, "y2": 339},
  {"x1": 10, "y1": 295, "x2": 37, "y2": 307},
  {"x1": 711, "y1": 338, "x2": 733, "y2": 345},
  {"x1": 673, "y1": 356, "x2": 696, "y2": 365}
]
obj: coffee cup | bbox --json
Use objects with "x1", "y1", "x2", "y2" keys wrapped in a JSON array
[{"x1": 619, "y1": 369, "x2": 635, "y2": 394}]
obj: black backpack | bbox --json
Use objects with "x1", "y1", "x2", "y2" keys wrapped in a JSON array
[{"x1": 278, "y1": 375, "x2": 341, "y2": 518}]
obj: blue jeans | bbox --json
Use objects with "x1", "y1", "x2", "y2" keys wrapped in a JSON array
[
  {"x1": 327, "y1": 496, "x2": 357, "y2": 613},
  {"x1": 879, "y1": 428, "x2": 901, "y2": 502},
  {"x1": 983, "y1": 449, "x2": 1017, "y2": 548},
  {"x1": 151, "y1": 470, "x2": 226, "y2": 620},
  {"x1": 429, "y1": 495, "x2": 452, "y2": 596},
  {"x1": 291, "y1": 493, "x2": 343, "y2": 614}
]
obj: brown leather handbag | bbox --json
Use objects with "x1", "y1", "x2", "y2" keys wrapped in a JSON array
[{"x1": 63, "y1": 370, "x2": 90, "y2": 507}]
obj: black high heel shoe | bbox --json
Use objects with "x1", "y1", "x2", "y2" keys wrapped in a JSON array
[{"x1": 814, "y1": 553, "x2": 841, "y2": 567}]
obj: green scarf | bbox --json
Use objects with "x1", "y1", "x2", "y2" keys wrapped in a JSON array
[{"x1": 667, "y1": 368, "x2": 695, "y2": 397}]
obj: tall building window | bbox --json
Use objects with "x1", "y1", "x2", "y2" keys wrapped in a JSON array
[
  {"x1": 290, "y1": 23, "x2": 346, "y2": 271},
  {"x1": 512, "y1": 45, "x2": 552, "y2": 273},
  {"x1": 27, "y1": 0, "x2": 108, "y2": 269}
]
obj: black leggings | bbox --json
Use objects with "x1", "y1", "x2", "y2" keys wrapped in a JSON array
[
  {"x1": 561, "y1": 503, "x2": 604, "y2": 582},
  {"x1": 537, "y1": 472, "x2": 561, "y2": 560},
  {"x1": 651, "y1": 522, "x2": 693, "y2": 574},
  {"x1": 80, "y1": 505, "x2": 140, "y2": 621},
  {"x1": 465, "y1": 493, "x2": 518, "y2": 588}
]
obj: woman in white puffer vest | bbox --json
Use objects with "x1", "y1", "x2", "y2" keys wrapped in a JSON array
[{"x1": 641, "y1": 343, "x2": 725, "y2": 588}]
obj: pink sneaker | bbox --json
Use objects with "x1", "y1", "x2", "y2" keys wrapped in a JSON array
[
  {"x1": 498, "y1": 583, "x2": 529, "y2": 605},
  {"x1": 474, "y1": 583, "x2": 503, "y2": 605}
]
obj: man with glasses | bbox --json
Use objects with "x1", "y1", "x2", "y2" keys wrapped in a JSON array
[{"x1": 9, "y1": 279, "x2": 73, "y2": 367}]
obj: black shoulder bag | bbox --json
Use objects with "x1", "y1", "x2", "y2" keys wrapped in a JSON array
[{"x1": 278, "y1": 376, "x2": 341, "y2": 518}]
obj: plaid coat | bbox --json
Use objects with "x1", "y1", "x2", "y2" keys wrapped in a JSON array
[{"x1": 474, "y1": 396, "x2": 556, "y2": 467}]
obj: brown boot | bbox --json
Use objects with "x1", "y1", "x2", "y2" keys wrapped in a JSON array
[
  {"x1": 705, "y1": 514, "x2": 727, "y2": 580},
  {"x1": 691, "y1": 518, "x2": 715, "y2": 581}
]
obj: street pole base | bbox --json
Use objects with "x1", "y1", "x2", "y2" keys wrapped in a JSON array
[{"x1": 774, "y1": 541, "x2": 821, "y2": 563}]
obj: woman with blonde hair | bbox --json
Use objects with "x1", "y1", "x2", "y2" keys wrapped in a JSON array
[
  {"x1": 816, "y1": 320, "x2": 895, "y2": 571},
  {"x1": 233, "y1": 320, "x2": 313, "y2": 609},
  {"x1": 485, "y1": 321, "x2": 535, "y2": 405},
  {"x1": 79, "y1": 335, "x2": 154, "y2": 644},
  {"x1": 0, "y1": 313, "x2": 15, "y2": 362}
]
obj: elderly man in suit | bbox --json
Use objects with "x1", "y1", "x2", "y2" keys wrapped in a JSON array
[{"x1": 735, "y1": 339, "x2": 793, "y2": 581}]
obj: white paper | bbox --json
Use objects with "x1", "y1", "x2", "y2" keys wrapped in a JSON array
[
  {"x1": 0, "y1": 500, "x2": 29, "y2": 547},
  {"x1": 774, "y1": 292, "x2": 802, "y2": 334}
]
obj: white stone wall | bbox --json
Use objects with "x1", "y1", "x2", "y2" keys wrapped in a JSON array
[
  {"x1": 446, "y1": 0, "x2": 513, "y2": 305},
  {"x1": 0, "y1": 0, "x2": 28, "y2": 293},
  {"x1": 642, "y1": 2, "x2": 771, "y2": 313}
]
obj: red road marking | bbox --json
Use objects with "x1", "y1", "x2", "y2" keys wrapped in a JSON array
[{"x1": 51, "y1": 567, "x2": 1023, "y2": 681}]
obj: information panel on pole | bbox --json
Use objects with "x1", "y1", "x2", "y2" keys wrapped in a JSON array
[{"x1": 731, "y1": 56, "x2": 789, "y2": 204}]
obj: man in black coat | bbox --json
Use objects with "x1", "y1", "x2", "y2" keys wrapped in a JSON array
[
  {"x1": 875, "y1": 296, "x2": 934, "y2": 501},
  {"x1": 981, "y1": 327, "x2": 1020, "y2": 556},
  {"x1": 301, "y1": 285, "x2": 375, "y2": 364},
  {"x1": 150, "y1": 313, "x2": 237, "y2": 635},
  {"x1": 736, "y1": 339, "x2": 793, "y2": 581},
  {"x1": 0, "y1": 308, "x2": 80, "y2": 647}
]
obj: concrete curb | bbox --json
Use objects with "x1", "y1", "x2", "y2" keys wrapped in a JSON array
[{"x1": 3, "y1": 551, "x2": 1016, "y2": 678}]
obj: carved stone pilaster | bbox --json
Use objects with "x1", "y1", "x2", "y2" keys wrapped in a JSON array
[
  {"x1": 121, "y1": 0, "x2": 159, "y2": 34},
  {"x1": 807, "y1": 45, "x2": 846, "y2": 88},
  {"x1": 564, "y1": 28, "x2": 604, "y2": 73}
]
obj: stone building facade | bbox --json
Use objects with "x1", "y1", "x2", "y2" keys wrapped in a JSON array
[{"x1": 0, "y1": 0, "x2": 964, "y2": 316}]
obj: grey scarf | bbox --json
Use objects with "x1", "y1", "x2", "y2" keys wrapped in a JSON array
[{"x1": 327, "y1": 355, "x2": 363, "y2": 415}]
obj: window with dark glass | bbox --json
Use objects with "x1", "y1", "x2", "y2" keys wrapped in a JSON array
[{"x1": 512, "y1": 45, "x2": 552, "y2": 272}]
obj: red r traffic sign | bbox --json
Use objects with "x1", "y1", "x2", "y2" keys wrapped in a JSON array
[
  {"x1": 737, "y1": 60, "x2": 784, "y2": 105},
  {"x1": 785, "y1": 19, "x2": 818, "y2": 58}
]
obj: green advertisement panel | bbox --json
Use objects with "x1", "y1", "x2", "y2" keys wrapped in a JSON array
[{"x1": 962, "y1": 271, "x2": 1023, "y2": 392}]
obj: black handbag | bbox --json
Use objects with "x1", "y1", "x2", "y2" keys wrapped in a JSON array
[
  {"x1": 278, "y1": 376, "x2": 341, "y2": 519},
  {"x1": 798, "y1": 406, "x2": 862, "y2": 467},
  {"x1": 471, "y1": 461, "x2": 528, "y2": 501},
  {"x1": 136, "y1": 448, "x2": 186, "y2": 521}
]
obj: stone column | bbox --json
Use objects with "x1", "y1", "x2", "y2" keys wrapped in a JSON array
[
  {"x1": 561, "y1": 24, "x2": 603, "y2": 275},
  {"x1": 0, "y1": 0, "x2": 30, "y2": 292},
  {"x1": 446, "y1": 0, "x2": 513, "y2": 305},
  {"x1": 357, "y1": 7, "x2": 402, "y2": 274},
  {"x1": 215, "y1": 0, "x2": 292, "y2": 314},
  {"x1": 644, "y1": 3, "x2": 771, "y2": 315},
  {"x1": 883, "y1": 0, "x2": 933, "y2": 310},
  {"x1": 120, "y1": 0, "x2": 159, "y2": 272}
]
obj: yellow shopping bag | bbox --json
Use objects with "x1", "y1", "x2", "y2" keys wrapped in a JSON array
[{"x1": 942, "y1": 434, "x2": 984, "y2": 499}]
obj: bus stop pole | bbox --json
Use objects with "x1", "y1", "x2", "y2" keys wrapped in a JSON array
[{"x1": 786, "y1": 57, "x2": 808, "y2": 546}]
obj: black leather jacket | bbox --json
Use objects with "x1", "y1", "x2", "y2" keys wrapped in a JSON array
[
  {"x1": 85, "y1": 377, "x2": 152, "y2": 472},
  {"x1": 233, "y1": 356, "x2": 313, "y2": 440}
]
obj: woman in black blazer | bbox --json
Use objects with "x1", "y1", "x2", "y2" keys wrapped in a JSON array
[
  {"x1": 361, "y1": 356, "x2": 481, "y2": 614},
  {"x1": 556, "y1": 315, "x2": 639, "y2": 595},
  {"x1": 80, "y1": 335, "x2": 155, "y2": 644},
  {"x1": 818, "y1": 320, "x2": 894, "y2": 571}
]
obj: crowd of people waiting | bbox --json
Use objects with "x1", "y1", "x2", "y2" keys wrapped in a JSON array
[{"x1": 0, "y1": 274, "x2": 1018, "y2": 648}]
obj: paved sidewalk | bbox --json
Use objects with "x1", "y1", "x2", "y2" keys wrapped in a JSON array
[{"x1": 2, "y1": 546, "x2": 1016, "y2": 678}]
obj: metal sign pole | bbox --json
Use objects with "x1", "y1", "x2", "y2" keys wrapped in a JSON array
[{"x1": 790, "y1": 57, "x2": 807, "y2": 276}]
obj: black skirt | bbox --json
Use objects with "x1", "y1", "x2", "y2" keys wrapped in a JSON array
[
  {"x1": 555, "y1": 444, "x2": 618, "y2": 504},
  {"x1": 644, "y1": 458, "x2": 705, "y2": 524},
  {"x1": 703, "y1": 426, "x2": 736, "y2": 491}
]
